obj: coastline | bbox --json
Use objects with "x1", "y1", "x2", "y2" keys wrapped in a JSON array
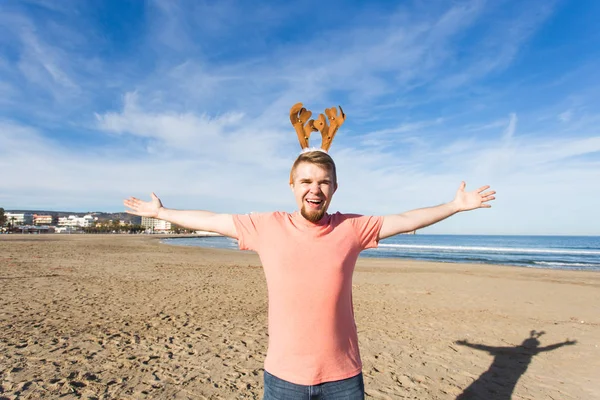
[
  {"x1": 1, "y1": 235, "x2": 599, "y2": 399},
  {"x1": 161, "y1": 233, "x2": 600, "y2": 272}
]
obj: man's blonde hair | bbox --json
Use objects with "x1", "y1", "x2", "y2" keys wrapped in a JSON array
[{"x1": 289, "y1": 151, "x2": 337, "y2": 185}]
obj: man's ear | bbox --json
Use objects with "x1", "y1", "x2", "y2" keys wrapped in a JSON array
[
  {"x1": 334, "y1": 183, "x2": 338, "y2": 193},
  {"x1": 290, "y1": 183, "x2": 294, "y2": 191}
]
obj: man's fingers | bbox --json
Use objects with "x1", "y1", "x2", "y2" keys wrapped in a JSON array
[
  {"x1": 124, "y1": 197, "x2": 145, "y2": 211},
  {"x1": 124, "y1": 197, "x2": 140, "y2": 207},
  {"x1": 477, "y1": 185, "x2": 490, "y2": 193}
]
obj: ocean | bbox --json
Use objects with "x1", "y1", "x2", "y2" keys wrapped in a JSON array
[{"x1": 162, "y1": 234, "x2": 600, "y2": 272}]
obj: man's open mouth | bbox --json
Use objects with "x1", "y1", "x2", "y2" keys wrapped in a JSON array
[{"x1": 305, "y1": 199, "x2": 323, "y2": 208}]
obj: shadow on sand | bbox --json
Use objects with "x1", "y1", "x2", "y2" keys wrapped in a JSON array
[{"x1": 455, "y1": 330, "x2": 576, "y2": 399}]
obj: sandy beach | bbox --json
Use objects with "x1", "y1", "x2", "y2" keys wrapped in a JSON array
[{"x1": 0, "y1": 234, "x2": 598, "y2": 399}]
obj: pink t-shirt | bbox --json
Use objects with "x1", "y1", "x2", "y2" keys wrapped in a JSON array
[{"x1": 232, "y1": 211, "x2": 383, "y2": 385}]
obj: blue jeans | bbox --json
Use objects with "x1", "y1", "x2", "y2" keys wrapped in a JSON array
[{"x1": 263, "y1": 370, "x2": 365, "y2": 400}]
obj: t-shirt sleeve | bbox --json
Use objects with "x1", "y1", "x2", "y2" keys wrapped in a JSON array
[
  {"x1": 349, "y1": 214, "x2": 384, "y2": 250},
  {"x1": 232, "y1": 213, "x2": 266, "y2": 251}
]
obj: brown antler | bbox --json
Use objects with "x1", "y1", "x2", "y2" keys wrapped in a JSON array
[
  {"x1": 314, "y1": 105, "x2": 345, "y2": 151},
  {"x1": 290, "y1": 102, "x2": 317, "y2": 149}
]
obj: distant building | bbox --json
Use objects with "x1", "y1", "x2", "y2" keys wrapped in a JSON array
[
  {"x1": 55, "y1": 226, "x2": 78, "y2": 234},
  {"x1": 141, "y1": 216, "x2": 172, "y2": 232},
  {"x1": 33, "y1": 214, "x2": 53, "y2": 225},
  {"x1": 58, "y1": 215, "x2": 96, "y2": 228},
  {"x1": 19, "y1": 225, "x2": 55, "y2": 234},
  {"x1": 5, "y1": 213, "x2": 33, "y2": 225}
]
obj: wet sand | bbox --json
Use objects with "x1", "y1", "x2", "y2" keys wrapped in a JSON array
[{"x1": 1, "y1": 234, "x2": 599, "y2": 399}]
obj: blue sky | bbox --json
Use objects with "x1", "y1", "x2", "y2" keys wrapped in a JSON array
[{"x1": 1, "y1": 0, "x2": 599, "y2": 235}]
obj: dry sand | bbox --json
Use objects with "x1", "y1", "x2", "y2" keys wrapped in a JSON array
[{"x1": 0, "y1": 234, "x2": 599, "y2": 399}]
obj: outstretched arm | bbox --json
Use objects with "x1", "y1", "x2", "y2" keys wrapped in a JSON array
[
  {"x1": 379, "y1": 182, "x2": 495, "y2": 240},
  {"x1": 455, "y1": 340, "x2": 497, "y2": 354},
  {"x1": 123, "y1": 193, "x2": 237, "y2": 238},
  {"x1": 537, "y1": 339, "x2": 577, "y2": 353}
]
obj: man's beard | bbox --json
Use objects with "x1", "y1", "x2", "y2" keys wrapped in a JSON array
[{"x1": 301, "y1": 204, "x2": 326, "y2": 223}]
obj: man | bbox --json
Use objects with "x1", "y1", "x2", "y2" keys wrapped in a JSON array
[{"x1": 124, "y1": 150, "x2": 495, "y2": 399}]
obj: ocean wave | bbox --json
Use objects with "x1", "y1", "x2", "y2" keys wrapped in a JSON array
[
  {"x1": 532, "y1": 261, "x2": 600, "y2": 268},
  {"x1": 377, "y1": 243, "x2": 600, "y2": 255}
]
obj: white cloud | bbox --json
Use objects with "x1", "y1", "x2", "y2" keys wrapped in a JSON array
[
  {"x1": 94, "y1": 92, "x2": 297, "y2": 169},
  {"x1": 96, "y1": 93, "x2": 244, "y2": 149},
  {"x1": 502, "y1": 113, "x2": 517, "y2": 141},
  {"x1": 559, "y1": 110, "x2": 573, "y2": 122}
]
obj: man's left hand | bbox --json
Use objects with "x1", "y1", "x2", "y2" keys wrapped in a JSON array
[{"x1": 452, "y1": 181, "x2": 496, "y2": 212}]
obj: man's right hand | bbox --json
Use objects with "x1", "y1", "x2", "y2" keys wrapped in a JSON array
[{"x1": 124, "y1": 193, "x2": 163, "y2": 218}]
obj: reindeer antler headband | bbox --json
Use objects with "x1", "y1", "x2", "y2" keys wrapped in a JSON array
[{"x1": 290, "y1": 102, "x2": 346, "y2": 152}]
